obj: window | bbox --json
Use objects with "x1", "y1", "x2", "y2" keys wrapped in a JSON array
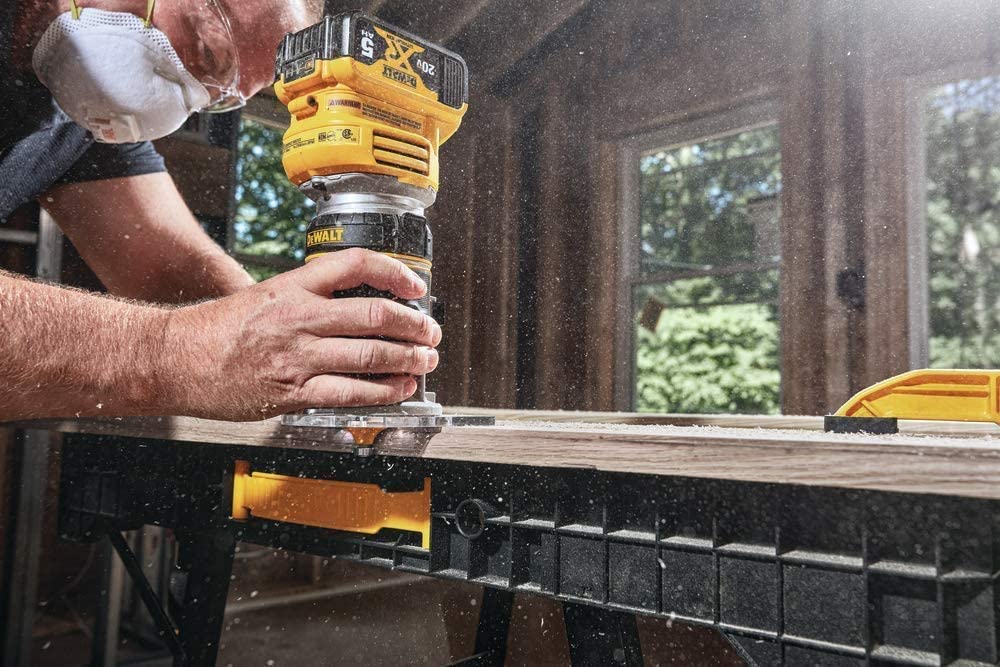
[
  {"x1": 232, "y1": 117, "x2": 310, "y2": 281},
  {"x1": 923, "y1": 75, "x2": 1000, "y2": 368},
  {"x1": 625, "y1": 120, "x2": 782, "y2": 414}
]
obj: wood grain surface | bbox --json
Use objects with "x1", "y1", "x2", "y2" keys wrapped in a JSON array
[{"x1": 11, "y1": 410, "x2": 1000, "y2": 500}]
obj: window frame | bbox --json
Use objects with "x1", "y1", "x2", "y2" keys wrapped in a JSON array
[
  {"x1": 614, "y1": 100, "x2": 780, "y2": 411},
  {"x1": 904, "y1": 64, "x2": 1000, "y2": 369}
]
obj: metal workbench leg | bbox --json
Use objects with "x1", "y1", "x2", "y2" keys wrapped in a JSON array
[
  {"x1": 563, "y1": 603, "x2": 643, "y2": 667},
  {"x1": 92, "y1": 537, "x2": 126, "y2": 667},
  {"x1": 1, "y1": 429, "x2": 53, "y2": 667},
  {"x1": 170, "y1": 529, "x2": 236, "y2": 666},
  {"x1": 448, "y1": 588, "x2": 515, "y2": 666},
  {"x1": 102, "y1": 523, "x2": 186, "y2": 665}
]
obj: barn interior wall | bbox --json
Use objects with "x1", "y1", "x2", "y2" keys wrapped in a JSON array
[{"x1": 432, "y1": 0, "x2": 1000, "y2": 414}]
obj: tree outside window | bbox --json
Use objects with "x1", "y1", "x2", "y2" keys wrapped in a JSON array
[
  {"x1": 232, "y1": 117, "x2": 310, "y2": 281},
  {"x1": 925, "y1": 75, "x2": 1000, "y2": 368},
  {"x1": 633, "y1": 124, "x2": 781, "y2": 414}
]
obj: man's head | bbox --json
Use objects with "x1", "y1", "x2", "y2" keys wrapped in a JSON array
[
  {"x1": 28, "y1": 0, "x2": 323, "y2": 141},
  {"x1": 227, "y1": 0, "x2": 325, "y2": 98}
]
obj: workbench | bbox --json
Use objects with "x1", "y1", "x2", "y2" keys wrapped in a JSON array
[{"x1": 6, "y1": 411, "x2": 1000, "y2": 666}]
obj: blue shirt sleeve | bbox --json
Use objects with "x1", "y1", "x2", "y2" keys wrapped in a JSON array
[{"x1": 56, "y1": 139, "x2": 166, "y2": 185}]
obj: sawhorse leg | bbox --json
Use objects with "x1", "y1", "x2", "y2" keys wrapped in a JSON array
[
  {"x1": 449, "y1": 588, "x2": 515, "y2": 666},
  {"x1": 452, "y1": 590, "x2": 643, "y2": 667},
  {"x1": 102, "y1": 524, "x2": 235, "y2": 666},
  {"x1": 169, "y1": 529, "x2": 236, "y2": 666},
  {"x1": 564, "y1": 602, "x2": 643, "y2": 667},
  {"x1": 1, "y1": 430, "x2": 52, "y2": 667}
]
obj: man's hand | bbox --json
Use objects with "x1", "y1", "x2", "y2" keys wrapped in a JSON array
[
  {"x1": 160, "y1": 249, "x2": 441, "y2": 420},
  {"x1": 0, "y1": 250, "x2": 440, "y2": 423}
]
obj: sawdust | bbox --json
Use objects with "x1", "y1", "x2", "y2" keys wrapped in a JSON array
[{"x1": 489, "y1": 420, "x2": 1000, "y2": 451}]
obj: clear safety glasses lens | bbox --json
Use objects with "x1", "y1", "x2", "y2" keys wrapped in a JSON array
[
  {"x1": 201, "y1": 89, "x2": 246, "y2": 113},
  {"x1": 171, "y1": 0, "x2": 243, "y2": 110}
]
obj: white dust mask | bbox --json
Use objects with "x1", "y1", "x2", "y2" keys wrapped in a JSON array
[{"x1": 32, "y1": 7, "x2": 211, "y2": 143}]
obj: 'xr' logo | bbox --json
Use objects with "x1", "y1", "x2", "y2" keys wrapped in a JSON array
[{"x1": 375, "y1": 26, "x2": 425, "y2": 76}]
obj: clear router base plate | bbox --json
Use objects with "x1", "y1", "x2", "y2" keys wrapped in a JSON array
[{"x1": 281, "y1": 412, "x2": 495, "y2": 429}]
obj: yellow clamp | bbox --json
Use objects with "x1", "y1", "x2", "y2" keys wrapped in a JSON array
[
  {"x1": 835, "y1": 369, "x2": 1000, "y2": 424},
  {"x1": 232, "y1": 461, "x2": 431, "y2": 549}
]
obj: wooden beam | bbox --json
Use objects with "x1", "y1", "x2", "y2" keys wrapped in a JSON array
[
  {"x1": 348, "y1": 0, "x2": 490, "y2": 44},
  {"x1": 449, "y1": 0, "x2": 590, "y2": 86},
  {"x1": 366, "y1": 0, "x2": 392, "y2": 14},
  {"x1": 531, "y1": 90, "x2": 586, "y2": 409},
  {"x1": 321, "y1": 0, "x2": 388, "y2": 16},
  {"x1": 429, "y1": 108, "x2": 479, "y2": 406},
  {"x1": 777, "y1": 0, "x2": 859, "y2": 415},
  {"x1": 16, "y1": 413, "x2": 1000, "y2": 500},
  {"x1": 462, "y1": 100, "x2": 520, "y2": 408},
  {"x1": 584, "y1": 140, "x2": 620, "y2": 410},
  {"x1": 436, "y1": 0, "x2": 492, "y2": 43}
]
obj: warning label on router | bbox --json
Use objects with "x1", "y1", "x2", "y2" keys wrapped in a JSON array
[{"x1": 362, "y1": 104, "x2": 422, "y2": 132}]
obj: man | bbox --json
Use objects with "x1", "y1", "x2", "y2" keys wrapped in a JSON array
[{"x1": 0, "y1": 0, "x2": 440, "y2": 421}]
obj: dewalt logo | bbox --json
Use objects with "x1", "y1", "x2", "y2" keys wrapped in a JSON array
[
  {"x1": 306, "y1": 228, "x2": 345, "y2": 246},
  {"x1": 382, "y1": 64, "x2": 417, "y2": 88}
]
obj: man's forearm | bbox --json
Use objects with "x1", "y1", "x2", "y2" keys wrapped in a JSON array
[
  {"x1": 0, "y1": 270, "x2": 173, "y2": 421},
  {"x1": 124, "y1": 231, "x2": 254, "y2": 302},
  {"x1": 43, "y1": 173, "x2": 255, "y2": 303}
]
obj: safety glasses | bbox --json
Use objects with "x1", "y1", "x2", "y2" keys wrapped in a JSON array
[{"x1": 192, "y1": 0, "x2": 246, "y2": 112}]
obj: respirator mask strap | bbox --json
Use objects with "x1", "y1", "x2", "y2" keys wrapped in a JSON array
[{"x1": 68, "y1": 0, "x2": 156, "y2": 26}]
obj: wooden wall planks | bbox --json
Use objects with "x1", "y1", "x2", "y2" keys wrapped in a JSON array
[
  {"x1": 423, "y1": 0, "x2": 1000, "y2": 417},
  {"x1": 433, "y1": 92, "x2": 522, "y2": 408}
]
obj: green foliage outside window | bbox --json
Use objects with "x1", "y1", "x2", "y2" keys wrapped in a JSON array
[
  {"x1": 233, "y1": 118, "x2": 311, "y2": 280},
  {"x1": 634, "y1": 125, "x2": 782, "y2": 414},
  {"x1": 230, "y1": 84, "x2": 1000, "y2": 411},
  {"x1": 635, "y1": 274, "x2": 780, "y2": 414},
  {"x1": 926, "y1": 76, "x2": 1000, "y2": 368},
  {"x1": 639, "y1": 126, "x2": 780, "y2": 273}
]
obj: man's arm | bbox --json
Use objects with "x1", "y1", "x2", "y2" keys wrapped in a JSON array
[
  {"x1": 0, "y1": 250, "x2": 441, "y2": 422},
  {"x1": 0, "y1": 270, "x2": 171, "y2": 419},
  {"x1": 41, "y1": 172, "x2": 254, "y2": 302}
]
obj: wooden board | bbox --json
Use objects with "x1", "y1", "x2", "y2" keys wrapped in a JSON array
[
  {"x1": 12, "y1": 411, "x2": 1000, "y2": 501},
  {"x1": 453, "y1": 408, "x2": 1000, "y2": 434}
]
